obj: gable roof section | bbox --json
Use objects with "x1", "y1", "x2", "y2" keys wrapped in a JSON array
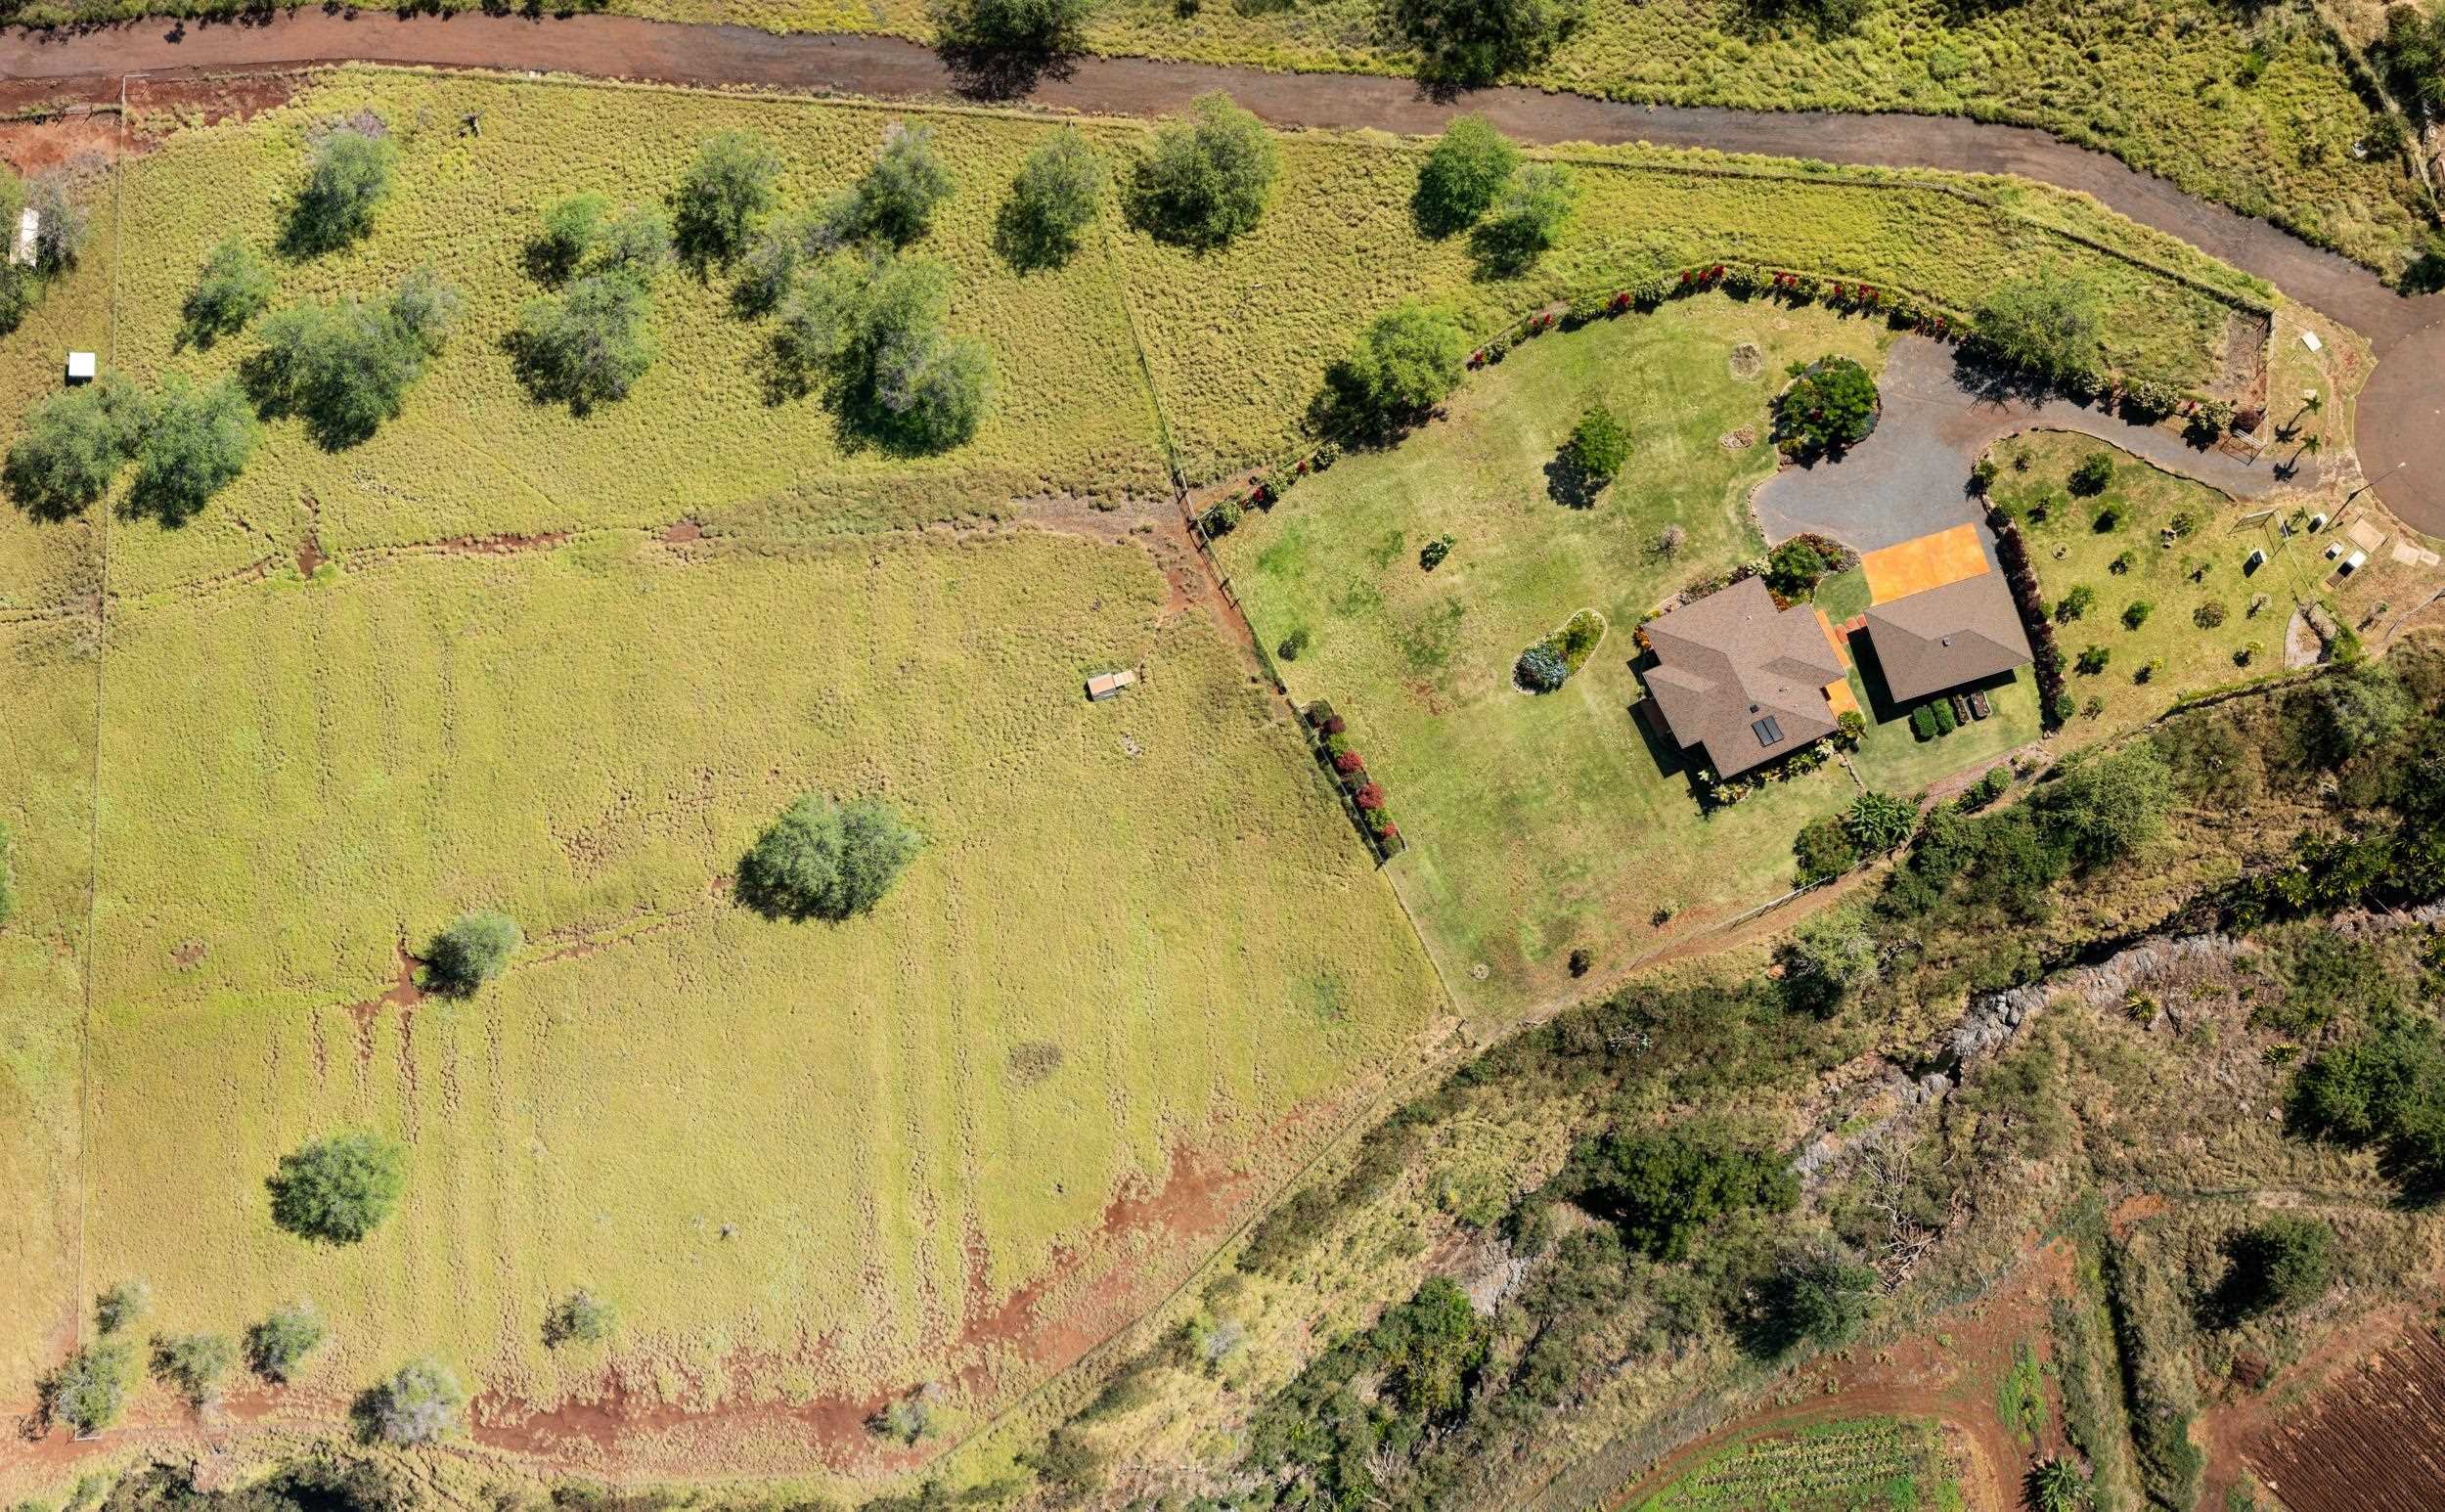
[
  {"x1": 1642, "y1": 576, "x2": 1845, "y2": 778},
  {"x1": 1863, "y1": 571, "x2": 2034, "y2": 703}
]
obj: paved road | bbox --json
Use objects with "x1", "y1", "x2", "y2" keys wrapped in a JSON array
[
  {"x1": 4, "y1": 11, "x2": 2440, "y2": 531},
  {"x1": 1755, "y1": 337, "x2": 2309, "y2": 553}
]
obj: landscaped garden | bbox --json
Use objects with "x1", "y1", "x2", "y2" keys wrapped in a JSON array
[
  {"x1": 1983, "y1": 430, "x2": 2342, "y2": 738},
  {"x1": 1216, "y1": 296, "x2": 2029, "y2": 1016}
]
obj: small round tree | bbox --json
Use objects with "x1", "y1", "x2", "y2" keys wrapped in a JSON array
[
  {"x1": 511, "y1": 274, "x2": 658, "y2": 414},
  {"x1": 44, "y1": 1343, "x2": 132, "y2": 1436},
  {"x1": 247, "y1": 1301, "x2": 329, "y2": 1383},
  {"x1": 95, "y1": 1280, "x2": 152, "y2": 1337},
  {"x1": 672, "y1": 132, "x2": 782, "y2": 270},
  {"x1": 1333, "y1": 301, "x2": 1469, "y2": 432},
  {"x1": 1974, "y1": 274, "x2": 2103, "y2": 382},
  {"x1": 1129, "y1": 93, "x2": 1280, "y2": 250},
  {"x1": 1563, "y1": 401, "x2": 1629, "y2": 485},
  {"x1": 2224, "y1": 1215, "x2": 2335, "y2": 1316},
  {"x1": 1412, "y1": 114, "x2": 1520, "y2": 238},
  {"x1": 1792, "y1": 814, "x2": 1860, "y2": 885},
  {"x1": 835, "y1": 123, "x2": 956, "y2": 247},
  {"x1": 287, "y1": 127, "x2": 397, "y2": 255},
  {"x1": 151, "y1": 1332, "x2": 239, "y2": 1408},
  {"x1": 592, "y1": 203, "x2": 675, "y2": 282},
  {"x1": 874, "y1": 330, "x2": 995, "y2": 454},
  {"x1": 1471, "y1": 162, "x2": 1576, "y2": 276},
  {"x1": 181, "y1": 236, "x2": 276, "y2": 347},
  {"x1": 544, "y1": 1289, "x2": 622, "y2": 1349},
  {"x1": 1773, "y1": 356, "x2": 1880, "y2": 457},
  {"x1": 736, "y1": 794, "x2": 922, "y2": 922},
  {"x1": 3, "y1": 375, "x2": 148, "y2": 522},
  {"x1": 129, "y1": 378, "x2": 260, "y2": 526},
  {"x1": 929, "y1": 0, "x2": 1093, "y2": 57},
  {"x1": 997, "y1": 126, "x2": 1108, "y2": 271},
  {"x1": 425, "y1": 910, "x2": 522, "y2": 997},
  {"x1": 268, "y1": 1131, "x2": 407, "y2": 1244},
  {"x1": 363, "y1": 1357, "x2": 466, "y2": 1445},
  {"x1": 532, "y1": 191, "x2": 608, "y2": 283},
  {"x1": 1515, "y1": 642, "x2": 1569, "y2": 692},
  {"x1": 1391, "y1": 0, "x2": 1583, "y2": 86}
]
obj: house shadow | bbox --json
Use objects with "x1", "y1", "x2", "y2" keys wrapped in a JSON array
[{"x1": 1623, "y1": 654, "x2": 1690, "y2": 780}]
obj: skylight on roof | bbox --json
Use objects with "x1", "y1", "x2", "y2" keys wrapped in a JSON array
[{"x1": 1753, "y1": 716, "x2": 1784, "y2": 746}]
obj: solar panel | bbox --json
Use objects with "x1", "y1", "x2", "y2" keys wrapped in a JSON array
[{"x1": 1753, "y1": 716, "x2": 1783, "y2": 746}]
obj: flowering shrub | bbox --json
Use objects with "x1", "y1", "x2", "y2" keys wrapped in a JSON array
[
  {"x1": 1354, "y1": 782, "x2": 1386, "y2": 811},
  {"x1": 1333, "y1": 750, "x2": 1364, "y2": 776},
  {"x1": 1322, "y1": 715, "x2": 1347, "y2": 735}
]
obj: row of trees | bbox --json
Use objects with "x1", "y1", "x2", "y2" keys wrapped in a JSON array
[{"x1": 4, "y1": 372, "x2": 257, "y2": 525}]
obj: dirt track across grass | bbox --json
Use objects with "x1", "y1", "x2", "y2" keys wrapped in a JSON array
[{"x1": 3, "y1": 9, "x2": 2443, "y2": 531}]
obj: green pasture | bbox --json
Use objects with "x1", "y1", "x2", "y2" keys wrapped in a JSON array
[
  {"x1": 0, "y1": 68, "x2": 2274, "y2": 610},
  {"x1": 1216, "y1": 298, "x2": 2027, "y2": 1016},
  {"x1": 20, "y1": 529, "x2": 1439, "y2": 1419}
]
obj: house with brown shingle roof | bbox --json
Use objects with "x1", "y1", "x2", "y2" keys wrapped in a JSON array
[
  {"x1": 1638, "y1": 576, "x2": 1848, "y2": 779},
  {"x1": 1862, "y1": 565, "x2": 2033, "y2": 704}
]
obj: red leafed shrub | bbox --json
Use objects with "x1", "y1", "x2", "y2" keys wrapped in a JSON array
[
  {"x1": 1354, "y1": 782, "x2": 1386, "y2": 811},
  {"x1": 1333, "y1": 751, "x2": 1364, "y2": 775},
  {"x1": 1377, "y1": 822, "x2": 1400, "y2": 840},
  {"x1": 1322, "y1": 715, "x2": 1347, "y2": 735}
]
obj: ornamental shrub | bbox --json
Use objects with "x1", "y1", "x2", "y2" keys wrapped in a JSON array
[
  {"x1": 1354, "y1": 782, "x2": 1387, "y2": 811},
  {"x1": 1910, "y1": 705, "x2": 1937, "y2": 740},
  {"x1": 1844, "y1": 789, "x2": 1917, "y2": 853},
  {"x1": 2055, "y1": 585, "x2": 2095, "y2": 622},
  {"x1": 1333, "y1": 750, "x2": 1364, "y2": 776},
  {"x1": 1330, "y1": 301, "x2": 1469, "y2": 432},
  {"x1": 2123, "y1": 600, "x2": 2153, "y2": 629},
  {"x1": 1419, "y1": 534, "x2": 1455, "y2": 570},
  {"x1": 2077, "y1": 645, "x2": 2111, "y2": 675},
  {"x1": 1793, "y1": 813, "x2": 1860, "y2": 885},
  {"x1": 2069, "y1": 451, "x2": 2115, "y2": 495},
  {"x1": 1764, "y1": 538, "x2": 1830, "y2": 598},
  {"x1": 736, "y1": 793, "x2": 922, "y2": 922},
  {"x1": 1515, "y1": 642, "x2": 1569, "y2": 691},
  {"x1": 1973, "y1": 274, "x2": 2103, "y2": 382},
  {"x1": 1773, "y1": 356, "x2": 1879, "y2": 456},
  {"x1": 268, "y1": 1131, "x2": 407, "y2": 1244},
  {"x1": 1932, "y1": 697, "x2": 1959, "y2": 734}
]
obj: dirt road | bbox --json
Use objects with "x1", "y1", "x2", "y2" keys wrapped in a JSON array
[{"x1": 3, "y1": 10, "x2": 2441, "y2": 531}]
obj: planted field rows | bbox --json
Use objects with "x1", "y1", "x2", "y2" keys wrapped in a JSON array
[
  {"x1": 2245, "y1": 1325, "x2": 2445, "y2": 1512},
  {"x1": 1631, "y1": 1416, "x2": 1962, "y2": 1510}
]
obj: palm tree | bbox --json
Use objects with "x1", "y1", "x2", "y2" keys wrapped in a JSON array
[{"x1": 2026, "y1": 1457, "x2": 2090, "y2": 1512}]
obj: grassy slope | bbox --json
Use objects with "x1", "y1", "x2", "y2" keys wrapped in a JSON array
[
  {"x1": 587, "y1": 0, "x2": 2423, "y2": 277},
  {"x1": 0, "y1": 68, "x2": 2274, "y2": 610},
  {"x1": 1218, "y1": 298, "x2": 2029, "y2": 1017},
  {"x1": 64, "y1": 528, "x2": 1437, "y2": 1418}
]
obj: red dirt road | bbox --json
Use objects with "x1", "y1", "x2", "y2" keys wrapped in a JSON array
[{"x1": 4, "y1": 10, "x2": 2442, "y2": 532}]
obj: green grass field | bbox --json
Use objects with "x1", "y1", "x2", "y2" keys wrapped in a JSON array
[
  {"x1": 1629, "y1": 1416, "x2": 1966, "y2": 1510},
  {"x1": 5, "y1": 528, "x2": 1441, "y2": 1443},
  {"x1": 1217, "y1": 297, "x2": 2030, "y2": 1016},
  {"x1": 0, "y1": 68, "x2": 2273, "y2": 613}
]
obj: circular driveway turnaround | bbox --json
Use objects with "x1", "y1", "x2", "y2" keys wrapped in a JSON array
[{"x1": 3, "y1": 11, "x2": 2441, "y2": 533}]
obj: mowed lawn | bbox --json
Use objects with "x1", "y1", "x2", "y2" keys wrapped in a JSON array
[
  {"x1": 33, "y1": 529, "x2": 1440, "y2": 1425},
  {"x1": 1218, "y1": 298, "x2": 2026, "y2": 1016},
  {"x1": 0, "y1": 67, "x2": 2272, "y2": 609}
]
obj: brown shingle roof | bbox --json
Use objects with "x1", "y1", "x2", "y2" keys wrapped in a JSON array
[
  {"x1": 1641, "y1": 576, "x2": 1845, "y2": 778},
  {"x1": 1863, "y1": 572, "x2": 2033, "y2": 703}
]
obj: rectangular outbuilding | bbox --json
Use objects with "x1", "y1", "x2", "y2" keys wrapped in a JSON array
[
  {"x1": 1085, "y1": 669, "x2": 1137, "y2": 702},
  {"x1": 65, "y1": 351, "x2": 95, "y2": 384},
  {"x1": 9, "y1": 206, "x2": 36, "y2": 267}
]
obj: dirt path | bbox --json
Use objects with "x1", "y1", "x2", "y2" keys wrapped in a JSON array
[{"x1": 4, "y1": 10, "x2": 2442, "y2": 532}]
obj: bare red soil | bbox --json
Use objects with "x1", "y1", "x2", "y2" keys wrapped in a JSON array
[{"x1": 2189, "y1": 1308, "x2": 2445, "y2": 1512}]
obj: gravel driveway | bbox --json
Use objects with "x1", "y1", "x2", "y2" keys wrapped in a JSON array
[{"x1": 1752, "y1": 337, "x2": 2306, "y2": 555}]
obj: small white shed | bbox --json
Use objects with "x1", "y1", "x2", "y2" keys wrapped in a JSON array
[
  {"x1": 65, "y1": 351, "x2": 95, "y2": 384},
  {"x1": 2339, "y1": 551, "x2": 2368, "y2": 575},
  {"x1": 1085, "y1": 669, "x2": 1137, "y2": 702}
]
